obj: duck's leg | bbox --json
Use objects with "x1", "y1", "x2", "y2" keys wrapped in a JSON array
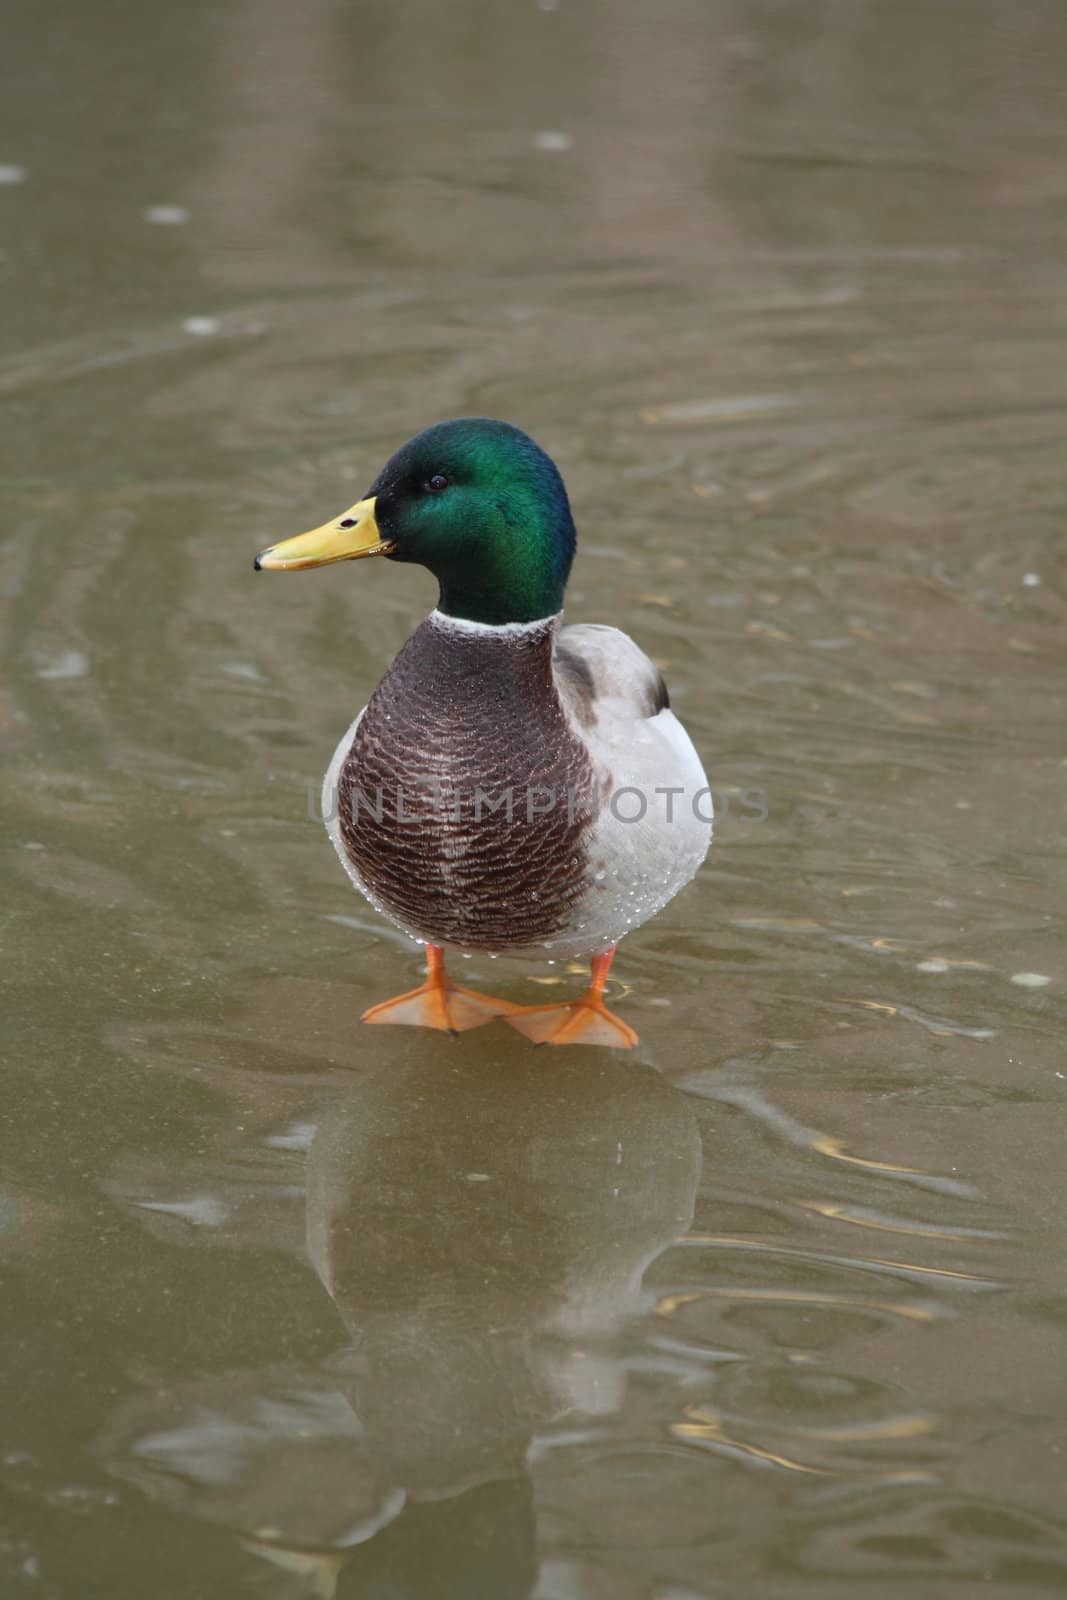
[
  {"x1": 362, "y1": 944, "x2": 520, "y2": 1034},
  {"x1": 504, "y1": 947, "x2": 638, "y2": 1049}
]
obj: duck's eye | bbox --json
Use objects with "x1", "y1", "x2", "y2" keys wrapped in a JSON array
[{"x1": 426, "y1": 474, "x2": 449, "y2": 493}]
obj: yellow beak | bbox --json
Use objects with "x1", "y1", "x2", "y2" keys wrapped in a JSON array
[{"x1": 254, "y1": 496, "x2": 393, "y2": 571}]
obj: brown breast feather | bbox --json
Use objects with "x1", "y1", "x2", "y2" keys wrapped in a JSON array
[{"x1": 337, "y1": 617, "x2": 597, "y2": 951}]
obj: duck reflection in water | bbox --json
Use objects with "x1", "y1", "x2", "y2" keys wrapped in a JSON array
[{"x1": 102, "y1": 1031, "x2": 701, "y2": 1597}]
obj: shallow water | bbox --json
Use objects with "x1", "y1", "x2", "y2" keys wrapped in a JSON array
[{"x1": 3, "y1": 1, "x2": 1067, "y2": 1595}]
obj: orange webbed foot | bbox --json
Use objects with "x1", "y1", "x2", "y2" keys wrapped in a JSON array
[
  {"x1": 503, "y1": 945, "x2": 638, "y2": 1050},
  {"x1": 504, "y1": 995, "x2": 638, "y2": 1049},
  {"x1": 361, "y1": 945, "x2": 519, "y2": 1035}
]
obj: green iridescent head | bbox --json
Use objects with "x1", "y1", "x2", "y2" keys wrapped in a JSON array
[{"x1": 256, "y1": 418, "x2": 577, "y2": 626}]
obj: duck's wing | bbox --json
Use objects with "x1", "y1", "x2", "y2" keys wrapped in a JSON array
[
  {"x1": 554, "y1": 619, "x2": 709, "y2": 805},
  {"x1": 554, "y1": 622, "x2": 671, "y2": 730},
  {"x1": 553, "y1": 623, "x2": 711, "y2": 936}
]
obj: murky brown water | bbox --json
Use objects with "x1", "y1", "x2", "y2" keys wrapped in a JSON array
[{"x1": 3, "y1": 1, "x2": 1067, "y2": 1594}]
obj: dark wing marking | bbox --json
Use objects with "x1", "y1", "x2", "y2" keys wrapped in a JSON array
[
  {"x1": 648, "y1": 666, "x2": 670, "y2": 714},
  {"x1": 554, "y1": 624, "x2": 671, "y2": 725},
  {"x1": 553, "y1": 641, "x2": 597, "y2": 727}
]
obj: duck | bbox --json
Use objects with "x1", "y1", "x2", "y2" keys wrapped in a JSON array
[{"x1": 255, "y1": 418, "x2": 711, "y2": 1048}]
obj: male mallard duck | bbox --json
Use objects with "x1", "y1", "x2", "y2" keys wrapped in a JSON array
[{"x1": 256, "y1": 419, "x2": 711, "y2": 1048}]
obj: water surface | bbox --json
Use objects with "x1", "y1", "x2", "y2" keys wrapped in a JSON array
[{"x1": 3, "y1": 2, "x2": 1066, "y2": 1595}]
